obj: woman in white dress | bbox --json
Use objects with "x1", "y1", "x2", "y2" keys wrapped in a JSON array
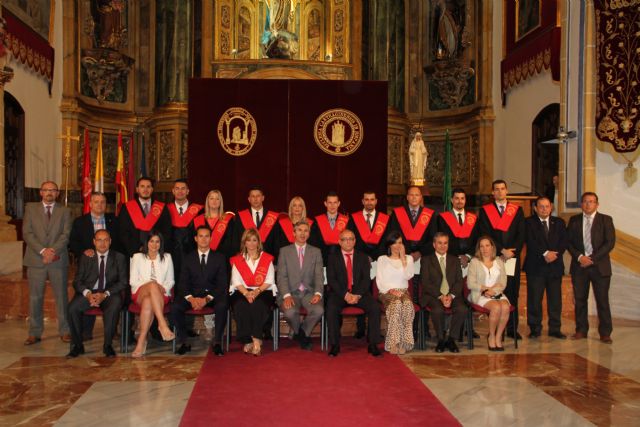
[
  {"x1": 376, "y1": 231, "x2": 415, "y2": 354},
  {"x1": 467, "y1": 236, "x2": 510, "y2": 351},
  {"x1": 129, "y1": 231, "x2": 175, "y2": 357}
]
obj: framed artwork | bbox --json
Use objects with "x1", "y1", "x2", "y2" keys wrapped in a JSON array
[
  {"x1": 516, "y1": 0, "x2": 541, "y2": 41},
  {"x1": 3, "y1": 0, "x2": 54, "y2": 43}
]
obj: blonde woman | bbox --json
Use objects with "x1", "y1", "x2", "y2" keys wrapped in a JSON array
[
  {"x1": 277, "y1": 196, "x2": 314, "y2": 249},
  {"x1": 467, "y1": 236, "x2": 510, "y2": 351},
  {"x1": 229, "y1": 228, "x2": 276, "y2": 356},
  {"x1": 193, "y1": 190, "x2": 235, "y2": 257}
]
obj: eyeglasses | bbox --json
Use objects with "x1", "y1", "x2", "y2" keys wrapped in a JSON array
[
  {"x1": 340, "y1": 237, "x2": 355, "y2": 241},
  {"x1": 41, "y1": 189, "x2": 58, "y2": 192}
]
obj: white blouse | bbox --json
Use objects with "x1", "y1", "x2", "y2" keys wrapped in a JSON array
[
  {"x1": 129, "y1": 252, "x2": 175, "y2": 296},
  {"x1": 230, "y1": 253, "x2": 276, "y2": 295},
  {"x1": 375, "y1": 255, "x2": 414, "y2": 294}
]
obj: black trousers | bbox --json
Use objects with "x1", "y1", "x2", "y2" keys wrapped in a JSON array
[
  {"x1": 171, "y1": 296, "x2": 229, "y2": 345},
  {"x1": 504, "y1": 265, "x2": 522, "y2": 330},
  {"x1": 326, "y1": 293, "x2": 381, "y2": 346},
  {"x1": 68, "y1": 293, "x2": 122, "y2": 348},
  {"x1": 526, "y1": 274, "x2": 562, "y2": 334},
  {"x1": 231, "y1": 291, "x2": 275, "y2": 344},
  {"x1": 425, "y1": 295, "x2": 468, "y2": 341},
  {"x1": 572, "y1": 266, "x2": 612, "y2": 336}
]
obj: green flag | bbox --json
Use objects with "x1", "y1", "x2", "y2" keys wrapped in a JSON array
[{"x1": 443, "y1": 130, "x2": 452, "y2": 211}]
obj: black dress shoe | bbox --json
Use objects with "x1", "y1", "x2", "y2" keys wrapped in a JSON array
[
  {"x1": 435, "y1": 340, "x2": 447, "y2": 353},
  {"x1": 354, "y1": 330, "x2": 365, "y2": 339},
  {"x1": 328, "y1": 345, "x2": 340, "y2": 357},
  {"x1": 213, "y1": 343, "x2": 224, "y2": 356},
  {"x1": 549, "y1": 331, "x2": 567, "y2": 339},
  {"x1": 472, "y1": 330, "x2": 480, "y2": 339},
  {"x1": 103, "y1": 345, "x2": 116, "y2": 358},
  {"x1": 447, "y1": 338, "x2": 460, "y2": 353},
  {"x1": 66, "y1": 344, "x2": 85, "y2": 358},
  {"x1": 495, "y1": 346, "x2": 505, "y2": 351},
  {"x1": 300, "y1": 336, "x2": 313, "y2": 351},
  {"x1": 528, "y1": 331, "x2": 541, "y2": 338},
  {"x1": 368, "y1": 344, "x2": 382, "y2": 357},
  {"x1": 176, "y1": 343, "x2": 192, "y2": 355},
  {"x1": 186, "y1": 329, "x2": 198, "y2": 338}
]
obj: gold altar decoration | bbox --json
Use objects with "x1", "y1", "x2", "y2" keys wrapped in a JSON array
[{"x1": 57, "y1": 126, "x2": 80, "y2": 206}]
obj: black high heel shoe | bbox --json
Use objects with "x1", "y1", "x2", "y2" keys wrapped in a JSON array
[{"x1": 487, "y1": 335, "x2": 497, "y2": 351}]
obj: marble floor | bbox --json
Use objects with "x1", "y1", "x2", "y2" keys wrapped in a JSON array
[{"x1": 0, "y1": 314, "x2": 639, "y2": 426}]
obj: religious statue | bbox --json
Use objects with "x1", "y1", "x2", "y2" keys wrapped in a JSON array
[
  {"x1": 261, "y1": 0, "x2": 299, "y2": 59},
  {"x1": 409, "y1": 132, "x2": 428, "y2": 186},
  {"x1": 433, "y1": 0, "x2": 463, "y2": 60}
]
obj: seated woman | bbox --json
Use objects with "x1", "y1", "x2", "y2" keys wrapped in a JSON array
[
  {"x1": 375, "y1": 231, "x2": 415, "y2": 354},
  {"x1": 129, "y1": 231, "x2": 175, "y2": 357},
  {"x1": 467, "y1": 236, "x2": 510, "y2": 351},
  {"x1": 277, "y1": 196, "x2": 314, "y2": 250},
  {"x1": 230, "y1": 228, "x2": 276, "y2": 356},
  {"x1": 193, "y1": 189, "x2": 235, "y2": 258}
]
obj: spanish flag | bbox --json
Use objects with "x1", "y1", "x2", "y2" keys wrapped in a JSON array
[
  {"x1": 94, "y1": 129, "x2": 104, "y2": 193},
  {"x1": 115, "y1": 130, "x2": 128, "y2": 214}
]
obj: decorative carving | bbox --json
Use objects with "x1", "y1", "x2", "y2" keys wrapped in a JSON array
[
  {"x1": 388, "y1": 135, "x2": 402, "y2": 184},
  {"x1": 238, "y1": 7, "x2": 252, "y2": 58},
  {"x1": 425, "y1": 135, "x2": 474, "y2": 187},
  {"x1": 307, "y1": 8, "x2": 321, "y2": 61},
  {"x1": 181, "y1": 131, "x2": 188, "y2": 179},
  {"x1": 221, "y1": 5, "x2": 231, "y2": 29},
  {"x1": 334, "y1": 9, "x2": 344, "y2": 32},
  {"x1": 221, "y1": 31, "x2": 230, "y2": 55},
  {"x1": 148, "y1": 132, "x2": 157, "y2": 179},
  {"x1": 334, "y1": 35, "x2": 344, "y2": 58},
  {"x1": 470, "y1": 135, "x2": 479, "y2": 185},
  {"x1": 0, "y1": 67, "x2": 14, "y2": 88},
  {"x1": 80, "y1": 48, "x2": 133, "y2": 103},
  {"x1": 427, "y1": 60, "x2": 475, "y2": 109},
  {"x1": 159, "y1": 131, "x2": 175, "y2": 180}
]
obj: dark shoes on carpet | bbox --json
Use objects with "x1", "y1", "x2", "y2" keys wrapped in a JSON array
[
  {"x1": 571, "y1": 332, "x2": 587, "y2": 340},
  {"x1": 354, "y1": 330, "x2": 365, "y2": 339},
  {"x1": 435, "y1": 340, "x2": 447, "y2": 353},
  {"x1": 176, "y1": 344, "x2": 192, "y2": 355},
  {"x1": 328, "y1": 345, "x2": 340, "y2": 357},
  {"x1": 368, "y1": 344, "x2": 382, "y2": 357},
  {"x1": 103, "y1": 345, "x2": 116, "y2": 358},
  {"x1": 436, "y1": 338, "x2": 459, "y2": 353},
  {"x1": 549, "y1": 331, "x2": 567, "y2": 339},
  {"x1": 66, "y1": 344, "x2": 85, "y2": 358},
  {"x1": 600, "y1": 335, "x2": 613, "y2": 344},
  {"x1": 297, "y1": 329, "x2": 313, "y2": 351},
  {"x1": 213, "y1": 343, "x2": 224, "y2": 356},
  {"x1": 528, "y1": 331, "x2": 541, "y2": 339}
]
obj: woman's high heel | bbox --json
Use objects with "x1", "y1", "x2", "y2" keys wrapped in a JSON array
[
  {"x1": 132, "y1": 342, "x2": 147, "y2": 358},
  {"x1": 159, "y1": 327, "x2": 175, "y2": 342},
  {"x1": 487, "y1": 336, "x2": 497, "y2": 351}
]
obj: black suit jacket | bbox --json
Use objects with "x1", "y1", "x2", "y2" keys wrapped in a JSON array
[
  {"x1": 117, "y1": 199, "x2": 173, "y2": 257},
  {"x1": 177, "y1": 250, "x2": 229, "y2": 300},
  {"x1": 567, "y1": 212, "x2": 615, "y2": 276},
  {"x1": 386, "y1": 206, "x2": 437, "y2": 257},
  {"x1": 523, "y1": 215, "x2": 567, "y2": 277},
  {"x1": 437, "y1": 212, "x2": 479, "y2": 258},
  {"x1": 69, "y1": 213, "x2": 120, "y2": 258},
  {"x1": 231, "y1": 208, "x2": 281, "y2": 261},
  {"x1": 327, "y1": 249, "x2": 371, "y2": 299},
  {"x1": 478, "y1": 202, "x2": 525, "y2": 257},
  {"x1": 419, "y1": 253, "x2": 464, "y2": 307},
  {"x1": 72, "y1": 250, "x2": 128, "y2": 296}
]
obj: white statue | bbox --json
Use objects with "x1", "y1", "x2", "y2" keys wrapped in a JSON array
[{"x1": 409, "y1": 132, "x2": 428, "y2": 185}]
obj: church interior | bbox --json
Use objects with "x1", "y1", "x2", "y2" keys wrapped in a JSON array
[{"x1": 0, "y1": 1, "x2": 639, "y2": 425}]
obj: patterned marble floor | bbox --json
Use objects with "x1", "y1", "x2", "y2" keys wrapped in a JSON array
[{"x1": 0, "y1": 315, "x2": 638, "y2": 427}]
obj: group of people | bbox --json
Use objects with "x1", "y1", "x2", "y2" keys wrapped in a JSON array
[{"x1": 22, "y1": 177, "x2": 615, "y2": 359}]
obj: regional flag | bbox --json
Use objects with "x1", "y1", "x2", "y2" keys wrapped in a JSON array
[
  {"x1": 115, "y1": 130, "x2": 128, "y2": 214},
  {"x1": 94, "y1": 129, "x2": 104, "y2": 193},
  {"x1": 81, "y1": 129, "x2": 92, "y2": 214}
]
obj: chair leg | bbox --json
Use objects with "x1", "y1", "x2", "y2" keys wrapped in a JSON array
[
  {"x1": 421, "y1": 311, "x2": 426, "y2": 350},
  {"x1": 225, "y1": 310, "x2": 230, "y2": 352},
  {"x1": 512, "y1": 315, "x2": 518, "y2": 349},
  {"x1": 466, "y1": 311, "x2": 474, "y2": 350},
  {"x1": 123, "y1": 311, "x2": 129, "y2": 353},
  {"x1": 321, "y1": 314, "x2": 326, "y2": 351},
  {"x1": 172, "y1": 326, "x2": 177, "y2": 354},
  {"x1": 272, "y1": 307, "x2": 279, "y2": 352}
]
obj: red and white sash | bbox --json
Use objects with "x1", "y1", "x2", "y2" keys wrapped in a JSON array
[
  {"x1": 168, "y1": 203, "x2": 202, "y2": 228},
  {"x1": 314, "y1": 213, "x2": 349, "y2": 245},
  {"x1": 482, "y1": 203, "x2": 519, "y2": 232},
  {"x1": 125, "y1": 200, "x2": 165, "y2": 231},
  {"x1": 440, "y1": 211, "x2": 477, "y2": 239},
  {"x1": 393, "y1": 207, "x2": 434, "y2": 241},
  {"x1": 230, "y1": 253, "x2": 274, "y2": 287},
  {"x1": 238, "y1": 209, "x2": 279, "y2": 243},
  {"x1": 194, "y1": 212, "x2": 235, "y2": 250},
  {"x1": 351, "y1": 211, "x2": 389, "y2": 245}
]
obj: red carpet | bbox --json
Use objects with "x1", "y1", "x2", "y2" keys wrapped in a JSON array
[{"x1": 180, "y1": 339, "x2": 460, "y2": 426}]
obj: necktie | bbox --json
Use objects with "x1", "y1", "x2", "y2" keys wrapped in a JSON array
[
  {"x1": 46, "y1": 205, "x2": 52, "y2": 221},
  {"x1": 439, "y1": 256, "x2": 449, "y2": 296},
  {"x1": 255, "y1": 211, "x2": 260, "y2": 227},
  {"x1": 410, "y1": 209, "x2": 418, "y2": 222},
  {"x1": 499, "y1": 205, "x2": 505, "y2": 216},
  {"x1": 201, "y1": 253, "x2": 206, "y2": 271},
  {"x1": 329, "y1": 216, "x2": 336, "y2": 229},
  {"x1": 457, "y1": 213, "x2": 463, "y2": 226},
  {"x1": 345, "y1": 253, "x2": 353, "y2": 292},
  {"x1": 98, "y1": 255, "x2": 105, "y2": 291},
  {"x1": 542, "y1": 219, "x2": 549, "y2": 238},
  {"x1": 366, "y1": 213, "x2": 373, "y2": 230},
  {"x1": 584, "y1": 216, "x2": 593, "y2": 256},
  {"x1": 179, "y1": 206, "x2": 184, "y2": 215},
  {"x1": 298, "y1": 246, "x2": 305, "y2": 292},
  {"x1": 143, "y1": 203, "x2": 150, "y2": 216}
]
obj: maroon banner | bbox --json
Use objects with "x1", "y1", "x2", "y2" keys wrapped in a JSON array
[
  {"x1": 2, "y1": 7, "x2": 54, "y2": 83},
  {"x1": 594, "y1": 1, "x2": 639, "y2": 153}
]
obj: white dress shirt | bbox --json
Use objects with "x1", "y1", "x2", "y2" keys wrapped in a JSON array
[
  {"x1": 251, "y1": 208, "x2": 264, "y2": 226},
  {"x1": 175, "y1": 200, "x2": 189, "y2": 214},
  {"x1": 82, "y1": 250, "x2": 111, "y2": 297},
  {"x1": 129, "y1": 252, "x2": 175, "y2": 296}
]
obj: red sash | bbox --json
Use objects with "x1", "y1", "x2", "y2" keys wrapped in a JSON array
[
  {"x1": 237, "y1": 209, "x2": 279, "y2": 243},
  {"x1": 125, "y1": 200, "x2": 165, "y2": 232},
  {"x1": 314, "y1": 213, "x2": 349, "y2": 245},
  {"x1": 194, "y1": 212, "x2": 235, "y2": 250},
  {"x1": 440, "y1": 211, "x2": 477, "y2": 239},
  {"x1": 168, "y1": 203, "x2": 202, "y2": 228},
  {"x1": 393, "y1": 207, "x2": 434, "y2": 241},
  {"x1": 230, "y1": 253, "x2": 274, "y2": 287},
  {"x1": 482, "y1": 203, "x2": 519, "y2": 232},
  {"x1": 278, "y1": 215, "x2": 314, "y2": 244},
  {"x1": 351, "y1": 211, "x2": 389, "y2": 245}
]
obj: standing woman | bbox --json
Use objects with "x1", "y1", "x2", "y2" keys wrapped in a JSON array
[
  {"x1": 375, "y1": 231, "x2": 415, "y2": 354},
  {"x1": 129, "y1": 231, "x2": 175, "y2": 357},
  {"x1": 230, "y1": 228, "x2": 276, "y2": 356},
  {"x1": 277, "y1": 196, "x2": 314, "y2": 250},
  {"x1": 193, "y1": 190, "x2": 235, "y2": 258},
  {"x1": 467, "y1": 236, "x2": 510, "y2": 351}
]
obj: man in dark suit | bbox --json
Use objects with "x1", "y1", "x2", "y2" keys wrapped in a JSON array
[
  {"x1": 567, "y1": 192, "x2": 616, "y2": 343},
  {"x1": 420, "y1": 233, "x2": 467, "y2": 353},
  {"x1": 171, "y1": 226, "x2": 229, "y2": 355},
  {"x1": 69, "y1": 191, "x2": 120, "y2": 341},
  {"x1": 231, "y1": 186, "x2": 281, "y2": 259},
  {"x1": 523, "y1": 196, "x2": 568, "y2": 339},
  {"x1": 67, "y1": 229, "x2": 128, "y2": 358},
  {"x1": 326, "y1": 229, "x2": 382, "y2": 357},
  {"x1": 310, "y1": 191, "x2": 350, "y2": 266},
  {"x1": 277, "y1": 221, "x2": 324, "y2": 350},
  {"x1": 437, "y1": 188, "x2": 479, "y2": 270},
  {"x1": 478, "y1": 179, "x2": 525, "y2": 339}
]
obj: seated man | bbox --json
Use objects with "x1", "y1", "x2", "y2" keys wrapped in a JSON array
[
  {"x1": 67, "y1": 229, "x2": 128, "y2": 358},
  {"x1": 171, "y1": 226, "x2": 229, "y2": 356},
  {"x1": 277, "y1": 221, "x2": 324, "y2": 350},
  {"x1": 326, "y1": 229, "x2": 382, "y2": 357},
  {"x1": 420, "y1": 232, "x2": 467, "y2": 353}
]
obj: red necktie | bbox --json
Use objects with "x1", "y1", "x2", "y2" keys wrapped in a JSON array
[
  {"x1": 46, "y1": 205, "x2": 52, "y2": 221},
  {"x1": 345, "y1": 253, "x2": 353, "y2": 292}
]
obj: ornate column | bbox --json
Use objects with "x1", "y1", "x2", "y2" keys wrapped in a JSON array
[{"x1": 0, "y1": 65, "x2": 17, "y2": 242}]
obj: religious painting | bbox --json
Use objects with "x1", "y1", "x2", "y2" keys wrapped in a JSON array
[
  {"x1": 431, "y1": 0, "x2": 466, "y2": 61},
  {"x1": 516, "y1": 0, "x2": 541, "y2": 41},
  {"x1": 3, "y1": 0, "x2": 53, "y2": 42},
  {"x1": 306, "y1": 8, "x2": 321, "y2": 61}
]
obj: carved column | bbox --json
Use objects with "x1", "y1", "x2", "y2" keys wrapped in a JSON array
[{"x1": 0, "y1": 66, "x2": 17, "y2": 241}]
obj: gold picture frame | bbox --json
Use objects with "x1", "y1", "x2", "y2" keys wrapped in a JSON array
[{"x1": 515, "y1": 0, "x2": 541, "y2": 42}]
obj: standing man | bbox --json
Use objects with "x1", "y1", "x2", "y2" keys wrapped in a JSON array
[
  {"x1": 524, "y1": 196, "x2": 568, "y2": 339},
  {"x1": 167, "y1": 179, "x2": 202, "y2": 282},
  {"x1": 310, "y1": 191, "x2": 350, "y2": 266},
  {"x1": 326, "y1": 230, "x2": 382, "y2": 357},
  {"x1": 420, "y1": 233, "x2": 466, "y2": 353},
  {"x1": 277, "y1": 221, "x2": 324, "y2": 350},
  {"x1": 171, "y1": 226, "x2": 229, "y2": 355},
  {"x1": 567, "y1": 192, "x2": 616, "y2": 343},
  {"x1": 437, "y1": 188, "x2": 479, "y2": 273},
  {"x1": 22, "y1": 181, "x2": 72, "y2": 345},
  {"x1": 478, "y1": 179, "x2": 525, "y2": 339},
  {"x1": 232, "y1": 186, "x2": 280, "y2": 258},
  {"x1": 67, "y1": 230, "x2": 128, "y2": 358}
]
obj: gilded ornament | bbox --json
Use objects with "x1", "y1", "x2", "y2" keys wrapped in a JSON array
[
  {"x1": 217, "y1": 107, "x2": 258, "y2": 156},
  {"x1": 313, "y1": 109, "x2": 363, "y2": 156}
]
